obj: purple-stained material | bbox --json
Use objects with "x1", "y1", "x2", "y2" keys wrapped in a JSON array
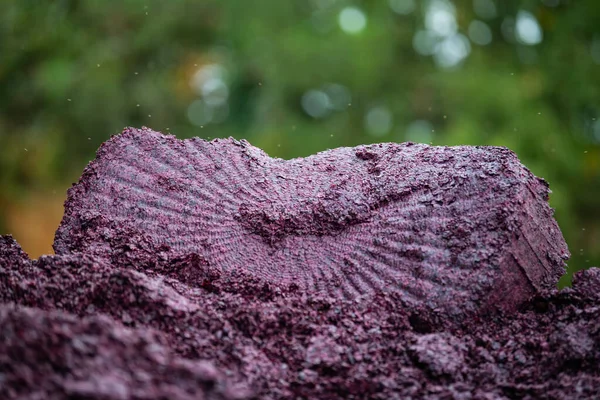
[
  {"x1": 1, "y1": 235, "x2": 600, "y2": 399},
  {"x1": 54, "y1": 127, "x2": 569, "y2": 322},
  {"x1": 0, "y1": 304, "x2": 250, "y2": 400},
  {"x1": 2, "y1": 127, "x2": 598, "y2": 399}
]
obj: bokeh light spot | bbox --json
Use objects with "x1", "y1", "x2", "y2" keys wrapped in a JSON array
[
  {"x1": 388, "y1": 0, "x2": 416, "y2": 15},
  {"x1": 434, "y1": 34, "x2": 471, "y2": 68},
  {"x1": 338, "y1": 7, "x2": 367, "y2": 34},
  {"x1": 515, "y1": 11, "x2": 543, "y2": 46},
  {"x1": 302, "y1": 90, "x2": 331, "y2": 119},
  {"x1": 323, "y1": 83, "x2": 351, "y2": 111},
  {"x1": 406, "y1": 120, "x2": 434, "y2": 143},
  {"x1": 425, "y1": 0, "x2": 457, "y2": 37},
  {"x1": 365, "y1": 106, "x2": 393, "y2": 137},
  {"x1": 469, "y1": 20, "x2": 493, "y2": 46},
  {"x1": 201, "y1": 78, "x2": 229, "y2": 106},
  {"x1": 190, "y1": 64, "x2": 227, "y2": 95}
]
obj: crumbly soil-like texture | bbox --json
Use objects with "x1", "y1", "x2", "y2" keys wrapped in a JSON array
[
  {"x1": 1, "y1": 127, "x2": 598, "y2": 399},
  {"x1": 1, "y1": 236, "x2": 600, "y2": 399}
]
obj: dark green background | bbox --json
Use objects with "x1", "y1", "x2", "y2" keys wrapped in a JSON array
[{"x1": 1, "y1": 0, "x2": 598, "y2": 285}]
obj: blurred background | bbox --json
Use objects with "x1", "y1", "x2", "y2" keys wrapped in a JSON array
[{"x1": 0, "y1": 0, "x2": 598, "y2": 285}]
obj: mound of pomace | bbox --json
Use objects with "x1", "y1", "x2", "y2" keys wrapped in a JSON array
[
  {"x1": 1, "y1": 127, "x2": 598, "y2": 399},
  {"x1": 1, "y1": 235, "x2": 600, "y2": 399},
  {"x1": 54, "y1": 127, "x2": 569, "y2": 322}
]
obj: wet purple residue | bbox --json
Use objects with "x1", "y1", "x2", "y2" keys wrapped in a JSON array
[{"x1": 1, "y1": 127, "x2": 598, "y2": 399}]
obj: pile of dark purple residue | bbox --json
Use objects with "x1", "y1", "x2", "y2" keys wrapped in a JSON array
[{"x1": 1, "y1": 128, "x2": 598, "y2": 399}]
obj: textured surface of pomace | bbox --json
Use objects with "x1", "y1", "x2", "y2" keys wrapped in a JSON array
[
  {"x1": 0, "y1": 304, "x2": 250, "y2": 400},
  {"x1": 54, "y1": 127, "x2": 569, "y2": 321},
  {"x1": 1, "y1": 238, "x2": 600, "y2": 399}
]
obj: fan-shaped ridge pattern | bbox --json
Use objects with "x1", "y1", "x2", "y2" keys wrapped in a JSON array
[{"x1": 54, "y1": 127, "x2": 569, "y2": 320}]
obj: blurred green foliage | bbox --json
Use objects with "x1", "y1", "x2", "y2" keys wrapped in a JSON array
[{"x1": 0, "y1": 0, "x2": 598, "y2": 280}]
